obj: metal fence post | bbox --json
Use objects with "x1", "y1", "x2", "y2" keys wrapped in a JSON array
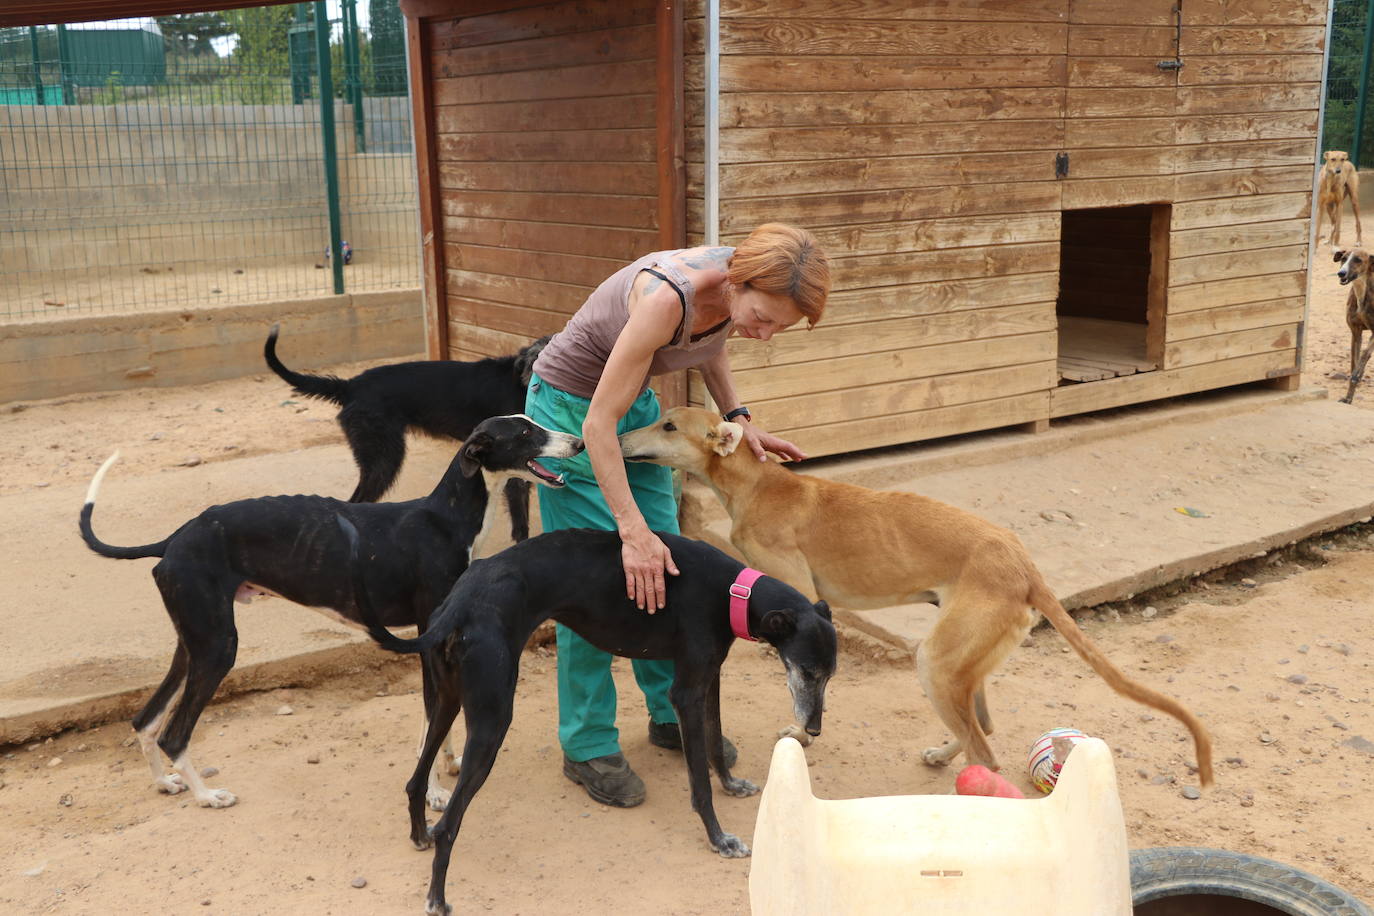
[
  {"x1": 1353, "y1": 0, "x2": 1374, "y2": 167},
  {"x1": 28, "y1": 27, "x2": 45, "y2": 105},
  {"x1": 344, "y1": 0, "x2": 366, "y2": 153},
  {"x1": 55, "y1": 23, "x2": 73, "y2": 104},
  {"x1": 314, "y1": 0, "x2": 345, "y2": 296},
  {"x1": 290, "y1": 3, "x2": 313, "y2": 104}
]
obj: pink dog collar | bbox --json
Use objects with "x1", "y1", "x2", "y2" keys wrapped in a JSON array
[{"x1": 729, "y1": 568, "x2": 764, "y2": 641}]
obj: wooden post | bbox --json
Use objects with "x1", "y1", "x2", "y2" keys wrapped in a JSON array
[
  {"x1": 656, "y1": 0, "x2": 688, "y2": 408},
  {"x1": 405, "y1": 13, "x2": 448, "y2": 360},
  {"x1": 1146, "y1": 204, "x2": 1170, "y2": 369}
]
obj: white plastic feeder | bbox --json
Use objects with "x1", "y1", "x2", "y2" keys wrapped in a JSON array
[{"x1": 749, "y1": 736, "x2": 1132, "y2": 915}]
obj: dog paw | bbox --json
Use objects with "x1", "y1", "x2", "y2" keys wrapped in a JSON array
[
  {"x1": 154, "y1": 774, "x2": 187, "y2": 795},
  {"x1": 427, "y1": 784, "x2": 452, "y2": 812},
  {"x1": 723, "y1": 777, "x2": 760, "y2": 797},
  {"x1": 411, "y1": 826, "x2": 434, "y2": 851},
  {"x1": 712, "y1": 833, "x2": 752, "y2": 858},
  {"x1": 424, "y1": 899, "x2": 453, "y2": 916},
  {"x1": 921, "y1": 747, "x2": 953, "y2": 767},
  {"x1": 777, "y1": 724, "x2": 813, "y2": 746},
  {"x1": 1340, "y1": 396, "x2": 1354, "y2": 404},
  {"x1": 444, "y1": 754, "x2": 462, "y2": 777},
  {"x1": 196, "y1": 788, "x2": 238, "y2": 808}
]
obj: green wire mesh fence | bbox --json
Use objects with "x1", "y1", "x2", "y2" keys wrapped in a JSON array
[
  {"x1": 1324, "y1": 0, "x2": 1374, "y2": 166},
  {"x1": 0, "y1": 1, "x2": 416, "y2": 322}
]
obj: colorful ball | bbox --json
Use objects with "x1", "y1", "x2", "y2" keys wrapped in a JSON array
[{"x1": 1028, "y1": 727, "x2": 1089, "y2": 794}]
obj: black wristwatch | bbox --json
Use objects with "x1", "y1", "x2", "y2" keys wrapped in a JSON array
[{"x1": 723, "y1": 406, "x2": 751, "y2": 422}]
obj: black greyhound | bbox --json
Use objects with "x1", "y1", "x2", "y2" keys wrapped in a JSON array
[
  {"x1": 79, "y1": 414, "x2": 582, "y2": 810},
  {"x1": 345, "y1": 525, "x2": 838, "y2": 916},
  {"x1": 264, "y1": 324, "x2": 550, "y2": 507}
]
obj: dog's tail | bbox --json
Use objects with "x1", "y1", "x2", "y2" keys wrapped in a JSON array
[
  {"x1": 1028, "y1": 577, "x2": 1215, "y2": 787},
  {"x1": 79, "y1": 453, "x2": 172, "y2": 560},
  {"x1": 264, "y1": 323, "x2": 352, "y2": 406},
  {"x1": 336, "y1": 514, "x2": 446, "y2": 655}
]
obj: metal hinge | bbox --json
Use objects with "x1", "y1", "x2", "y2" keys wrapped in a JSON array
[
  {"x1": 1055, "y1": 152, "x2": 1070, "y2": 179},
  {"x1": 1157, "y1": 3, "x2": 1184, "y2": 72}
]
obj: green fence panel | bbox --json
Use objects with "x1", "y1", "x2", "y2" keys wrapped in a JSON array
[
  {"x1": 1325, "y1": 0, "x2": 1374, "y2": 166},
  {"x1": 0, "y1": 6, "x2": 417, "y2": 322}
]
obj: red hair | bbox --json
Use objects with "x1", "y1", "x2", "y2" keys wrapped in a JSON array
[{"x1": 727, "y1": 223, "x2": 830, "y2": 328}]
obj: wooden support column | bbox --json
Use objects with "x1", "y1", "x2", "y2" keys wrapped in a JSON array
[
  {"x1": 405, "y1": 13, "x2": 447, "y2": 360},
  {"x1": 1145, "y1": 204, "x2": 1170, "y2": 369},
  {"x1": 656, "y1": 0, "x2": 688, "y2": 407}
]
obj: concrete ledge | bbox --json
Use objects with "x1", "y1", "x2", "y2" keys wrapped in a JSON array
[
  {"x1": 801, "y1": 383, "x2": 1325, "y2": 489},
  {"x1": 0, "y1": 289, "x2": 423, "y2": 405},
  {"x1": 0, "y1": 644, "x2": 404, "y2": 747},
  {"x1": 6, "y1": 384, "x2": 1373, "y2": 741}
]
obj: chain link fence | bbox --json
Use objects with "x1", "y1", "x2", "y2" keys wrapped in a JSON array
[
  {"x1": 1324, "y1": 0, "x2": 1374, "y2": 165},
  {"x1": 0, "y1": 1, "x2": 417, "y2": 322}
]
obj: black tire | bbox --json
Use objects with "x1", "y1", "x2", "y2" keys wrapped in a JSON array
[{"x1": 1130, "y1": 846, "x2": 1371, "y2": 916}]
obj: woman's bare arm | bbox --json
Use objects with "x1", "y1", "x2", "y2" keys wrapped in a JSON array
[{"x1": 584, "y1": 276, "x2": 683, "y2": 611}]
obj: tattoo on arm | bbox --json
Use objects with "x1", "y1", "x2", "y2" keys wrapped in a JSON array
[
  {"x1": 631, "y1": 272, "x2": 663, "y2": 307},
  {"x1": 679, "y1": 247, "x2": 734, "y2": 271}
]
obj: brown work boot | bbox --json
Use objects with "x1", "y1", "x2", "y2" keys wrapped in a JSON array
[
  {"x1": 562, "y1": 752, "x2": 646, "y2": 808},
  {"x1": 648, "y1": 720, "x2": 739, "y2": 769}
]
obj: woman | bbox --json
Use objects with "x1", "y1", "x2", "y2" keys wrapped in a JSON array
[{"x1": 525, "y1": 223, "x2": 830, "y2": 807}]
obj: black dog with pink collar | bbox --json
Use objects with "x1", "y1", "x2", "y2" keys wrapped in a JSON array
[{"x1": 346, "y1": 526, "x2": 836, "y2": 910}]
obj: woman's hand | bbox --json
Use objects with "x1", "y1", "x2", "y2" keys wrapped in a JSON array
[
  {"x1": 740, "y1": 422, "x2": 807, "y2": 463},
  {"x1": 621, "y1": 524, "x2": 680, "y2": 612}
]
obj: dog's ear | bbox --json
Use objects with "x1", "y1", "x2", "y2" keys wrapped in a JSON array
[
  {"x1": 458, "y1": 433, "x2": 491, "y2": 478},
  {"x1": 758, "y1": 608, "x2": 797, "y2": 638},
  {"x1": 514, "y1": 335, "x2": 552, "y2": 387},
  {"x1": 709, "y1": 421, "x2": 744, "y2": 457},
  {"x1": 1335, "y1": 248, "x2": 1349, "y2": 263},
  {"x1": 813, "y1": 600, "x2": 832, "y2": 622}
]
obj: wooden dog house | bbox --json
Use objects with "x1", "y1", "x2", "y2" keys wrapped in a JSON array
[{"x1": 414, "y1": 0, "x2": 1324, "y2": 457}]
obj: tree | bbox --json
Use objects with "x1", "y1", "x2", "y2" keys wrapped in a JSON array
[
  {"x1": 156, "y1": 13, "x2": 233, "y2": 57},
  {"x1": 221, "y1": 5, "x2": 295, "y2": 103}
]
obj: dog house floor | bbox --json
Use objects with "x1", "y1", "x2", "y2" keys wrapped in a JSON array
[{"x1": 1056, "y1": 317, "x2": 1158, "y2": 382}]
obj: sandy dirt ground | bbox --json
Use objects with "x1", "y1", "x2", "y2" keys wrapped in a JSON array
[
  {"x1": 4, "y1": 255, "x2": 419, "y2": 324},
  {"x1": 1, "y1": 261, "x2": 1373, "y2": 913}
]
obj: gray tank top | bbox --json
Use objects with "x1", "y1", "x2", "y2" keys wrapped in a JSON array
[{"x1": 532, "y1": 249, "x2": 732, "y2": 398}]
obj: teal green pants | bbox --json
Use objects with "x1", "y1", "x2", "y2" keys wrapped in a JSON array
[{"x1": 525, "y1": 371, "x2": 680, "y2": 762}]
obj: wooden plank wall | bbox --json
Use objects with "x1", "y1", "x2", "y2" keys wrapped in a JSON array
[
  {"x1": 682, "y1": 0, "x2": 1320, "y2": 448},
  {"x1": 685, "y1": 0, "x2": 1067, "y2": 456},
  {"x1": 1052, "y1": 0, "x2": 1319, "y2": 417},
  {"x1": 427, "y1": 0, "x2": 662, "y2": 360}
]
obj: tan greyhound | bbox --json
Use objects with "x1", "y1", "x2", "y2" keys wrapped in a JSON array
[
  {"x1": 1318, "y1": 150, "x2": 1363, "y2": 248},
  {"x1": 620, "y1": 406, "x2": 1214, "y2": 787}
]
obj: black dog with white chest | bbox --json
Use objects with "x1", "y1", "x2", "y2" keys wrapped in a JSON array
[
  {"x1": 264, "y1": 324, "x2": 550, "y2": 507},
  {"x1": 79, "y1": 414, "x2": 581, "y2": 810},
  {"x1": 346, "y1": 525, "x2": 838, "y2": 916}
]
